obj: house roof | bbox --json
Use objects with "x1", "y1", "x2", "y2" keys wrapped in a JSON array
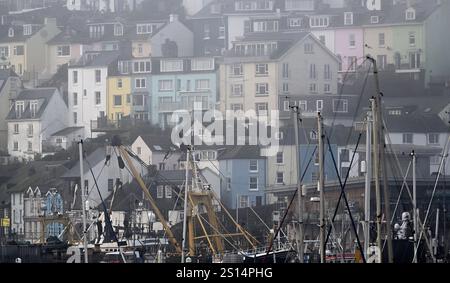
[
  {"x1": 0, "y1": 24, "x2": 41, "y2": 43},
  {"x1": 138, "y1": 135, "x2": 178, "y2": 152},
  {"x1": 218, "y1": 146, "x2": 263, "y2": 160},
  {"x1": 70, "y1": 51, "x2": 119, "y2": 68},
  {"x1": 6, "y1": 88, "x2": 58, "y2": 120},
  {"x1": 61, "y1": 147, "x2": 108, "y2": 179},
  {"x1": 385, "y1": 113, "x2": 449, "y2": 133},
  {"x1": 51, "y1": 127, "x2": 84, "y2": 137},
  {"x1": 4, "y1": 161, "x2": 69, "y2": 193},
  {"x1": 47, "y1": 28, "x2": 90, "y2": 45}
]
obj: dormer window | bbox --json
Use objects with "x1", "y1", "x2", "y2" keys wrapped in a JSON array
[
  {"x1": 310, "y1": 16, "x2": 329, "y2": 28},
  {"x1": 30, "y1": 100, "x2": 38, "y2": 118},
  {"x1": 8, "y1": 28, "x2": 14, "y2": 37},
  {"x1": 114, "y1": 23, "x2": 123, "y2": 36},
  {"x1": 406, "y1": 8, "x2": 416, "y2": 21},
  {"x1": 370, "y1": 16, "x2": 379, "y2": 24},
  {"x1": 23, "y1": 24, "x2": 32, "y2": 36},
  {"x1": 15, "y1": 101, "x2": 24, "y2": 118},
  {"x1": 344, "y1": 12, "x2": 353, "y2": 25}
]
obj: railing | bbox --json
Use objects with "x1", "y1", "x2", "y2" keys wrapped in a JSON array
[{"x1": 158, "y1": 102, "x2": 211, "y2": 113}]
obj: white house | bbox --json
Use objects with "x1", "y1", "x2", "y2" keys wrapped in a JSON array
[
  {"x1": 48, "y1": 127, "x2": 84, "y2": 151},
  {"x1": 68, "y1": 51, "x2": 119, "y2": 138},
  {"x1": 6, "y1": 88, "x2": 68, "y2": 161},
  {"x1": 131, "y1": 135, "x2": 181, "y2": 170}
]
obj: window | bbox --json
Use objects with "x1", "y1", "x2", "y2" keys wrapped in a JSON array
[
  {"x1": 8, "y1": 28, "x2": 14, "y2": 37},
  {"x1": 114, "y1": 23, "x2": 123, "y2": 36},
  {"x1": 371, "y1": 16, "x2": 379, "y2": 24},
  {"x1": 319, "y1": 35, "x2": 325, "y2": 45},
  {"x1": 378, "y1": 33, "x2": 385, "y2": 47},
  {"x1": 256, "y1": 63, "x2": 268, "y2": 76},
  {"x1": 324, "y1": 64, "x2": 331, "y2": 80},
  {"x1": 310, "y1": 16, "x2": 329, "y2": 28},
  {"x1": 324, "y1": 84, "x2": 331, "y2": 93},
  {"x1": 27, "y1": 124, "x2": 33, "y2": 137},
  {"x1": 133, "y1": 95, "x2": 145, "y2": 106},
  {"x1": 108, "y1": 179, "x2": 114, "y2": 192},
  {"x1": 309, "y1": 64, "x2": 317, "y2": 79},
  {"x1": 348, "y1": 56, "x2": 357, "y2": 71},
  {"x1": 136, "y1": 147, "x2": 142, "y2": 155},
  {"x1": 282, "y1": 63, "x2": 289, "y2": 78},
  {"x1": 310, "y1": 83, "x2": 317, "y2": 93},
  {"x1": 249, "y1": 160, "x2": 258, "y2": 172},
  {"x1": 73, "y1": 92, "x2": 78, "y2": 106},
  {"x1": 316, "y1": 100, "x2": 323, "y2": 112},
  {"x1": 15, "y1": 101, "x2": 24, "y2": 118},
  {"x1": 288, "y1": 18, "x2": 302, "y2": 27},
  {"x1": 304, "y1": 43, "x2": 314, "y2": 53},
  {"x1": 56, "y1": 138, "x2": 62, "y2": 144},
  {"x1": 72, "y1": 71, "x2": 78, "y2": 84},
  {"x1": 0, "y1": 46, "x2": 9, "y2": 57},
  {"x1": 136, "y1": 24, "x2": 153, "y2": 34},
  {"x1": 249, "y1": 177, "x2": 258, "y2": 191},
  {"x1": 116, "y1": 78, "x2": 123, "y2": 89},
  {"x1": 377, "y1": 55, "x2": 387, "y2": 70},
  {"x1": 219, "y1": 26, "x2": 225, "y2": 38},
  {"x1": 283, "y1": 83, "x2": 289, "y2": 93},
  {"x1": 83, "y1": 89, "x2": 87, "y2": 97},
  {"x1": 23, "y1": 24, "x2": 32, "y2": 35},
  {"x1": 430, "y1": 156, "x2": 441, "y2": 165},
  {"x1": 133, "y1": 60, "x2": 151, "y2": 73},
  {"x1": 406, "y1": 8, "x2": 416, "y2": 21},
  {"x1": 231, "y1": 103, "x2": 243, "y2": 111},
  {"x1": 239, "y1": 195, "x2": 249, "y2": 208},
  {"x1": 161, "y1": 60, "x2": 183, "y2": 72},
  {"x1": 276, "y1": 152, "x2": 283, "y2": 164},
  {"x1": 256, "y1": 83, "x2": 269, "y2": 95},
  {"x1": 13, "y1": 45, "x2": 24, "y2": 55},
  {"x1": 95, "y1": 92, "x2": 101, "y2": 105},
  {"x1": 349, "y1": 34, "x2": 356, "y2": 48},
  {"x1": 57, "y1": 45, "x2": 70, "y2": 56},
  {"x1": 333, "y1": 99, "x2": 348, "y2": 113},
  {"x1": 135, "y1": 78, "x2": 146, "y2": 88},
  {"x1": 402, "y1": 133, "x2": 413, "y2": 144},
  {"x1": 231, "y1": 84, "x2": 243, "y2": 96},
  {"x1": 14, "y1": 124, "x2": 19, "y2": 134},
  {"x1": 341, "y1": 149, "x2": 350, "y2": 162},
  {"x1": 157, "y1": 186, "x2": 164, "y2": 198},
  {"x1": 195, "y1": 79, "x2": 210, "y2": 90},
  {"x1": 428, "y1": 133, "x2": 439, "y2": 145},
  {"x1": 203, "y1": 23, "x2": 210, "y2": 39},
  {"x1": 165, "y1": 186, "x2": 172, "y2": 198},
  {"x1": 27, "y1": 141, "x2": 32, "y2": 152},
  {"x1": 299, "y1": 100, "x2": 307, "y2": 111},
  {"x1": 13, "y1": 141, "x2": 18, "y2": 151},
  {"x1": 113, "y1": 95, "x2": 122, "y2": 106},
  {"x1": 253, "y1": 20, "x2": 279, "y2": 32},
  {"x1": 73, "y1": 112, "x2": 77, "y2": 124},
  {"x1": 409, "y1": 32, "x2": 416, "y2": 46},
  {"x1": 256, "y1": 103, "x2": 268, "y2": 116},
  {"x1": 191, "y1": 58, "x2": 214, "y2": 71},
  {"x1": 95, "y1": 70, "x2": 101, "y2": 83},
  {"x1": 409, "y1": 52, "x2": 421, "y2": 69},
  {"x1": 30, "y1": 101, "x2": 37, "y2": 118},
  {"x1": 231, "y1": 64, "x2": 243, "y2": 76},
  {"x1": 276, "y1": 172, "x2": 284, "y2": 184},
  {"x1": 159, "y1": 80, "x2": 173, "y2": 91},
  {"x1": 344, "y1": 12, "x2": 353, "y2": 25}
]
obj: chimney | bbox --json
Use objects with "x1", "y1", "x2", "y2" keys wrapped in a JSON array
[{"x1": 169, "y1": 14, "x2": 178, "y2": 23}]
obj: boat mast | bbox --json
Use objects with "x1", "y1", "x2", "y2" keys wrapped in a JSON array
[
  {"x1": 318, "y1": 112, "x2": 326, "y2": 263},
  {"x1": 181, "y1": 146, "x2": 190, "y2": 263},
  {"x1": 368, "y1": 56, "x2": 394, "y2": 263},
  {"x1": 412, "y1": 150, "x2": 418, "y2": 263},
  {"x1": 78, "y1": 140, "x2": 89, "y2": 263},
  {"x1": 364, "y1": 109, "x2": 373, "y2": 259},
  {"x1": 292, "y1": 105, "x2": 304, "y2": 263}
]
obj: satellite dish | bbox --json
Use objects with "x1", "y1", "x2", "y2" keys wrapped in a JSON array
[{"x1": 366, "y1": 0, "x2": 381, "y2": 11}]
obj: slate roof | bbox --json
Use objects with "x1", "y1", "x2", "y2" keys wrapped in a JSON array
[
  {"x1": 61, "y1": 147, "x2": 108, "y2": 179},
  {"x1": 218, "y1": 145, "x2": 263, "y2": 160},
  {"x1": 69, "y1": 51, "x2": 119, "y2": 68},
  {"x1": 6, "y1": 88, "x2": 57, "y2": 120},
  {"x1": 138, "y1": 135, "x2": 179, "y2": 152},
  {"x1": 0, "y1": 24, "x2": 41, "y2": 43},
  {"x1": 385, "y1": 113, "x2": 449, "y2": 133},
  {"x1": 51, "y1": 127, "x2": 84, "y2": 137}
]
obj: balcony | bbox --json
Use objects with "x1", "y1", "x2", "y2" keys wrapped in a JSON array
[{"x1": 158, "y1": 101, "x2": 211, "y2": 113}]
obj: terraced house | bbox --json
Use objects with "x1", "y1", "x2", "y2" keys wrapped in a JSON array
[{"x1": 0, "y1": 18, "x2": 60, "y2": 83}]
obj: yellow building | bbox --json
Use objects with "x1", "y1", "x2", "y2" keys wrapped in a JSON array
[{"x1": 107, "y1": 76, "x2": 132, "y2": 121}]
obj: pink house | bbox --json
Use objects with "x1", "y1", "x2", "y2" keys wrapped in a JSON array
[{"x1": 334, "y1": 28, "x2": 364, "y2": 74}]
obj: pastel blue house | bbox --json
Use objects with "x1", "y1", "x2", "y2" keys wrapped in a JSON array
[
  {"x1": 44, "y1": 189, "x2": 64, "y2": 238},
  {"x1": 219, "y1": 146, "x2": 266, "y2": 209},
  {"x1": 299, "y1": 144, "x2": 339, "y2": 185},
  {"x1": 150, "y1": 57, "x2": 218, "y2": 128}
]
